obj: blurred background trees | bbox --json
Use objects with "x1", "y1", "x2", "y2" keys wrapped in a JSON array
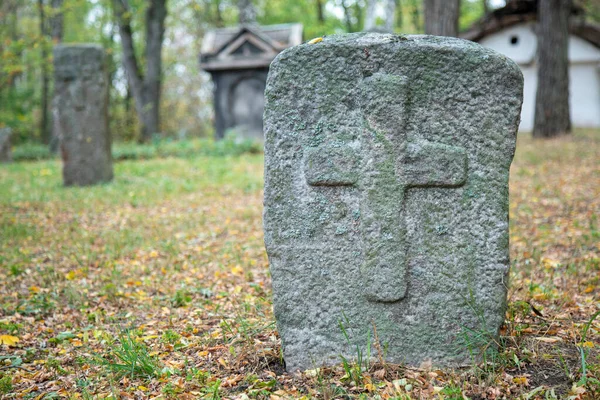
[{"x1": 0, "y1": 0, "x2": 598, "y2": 144}]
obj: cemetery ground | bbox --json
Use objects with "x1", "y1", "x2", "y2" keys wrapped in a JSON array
[{"x1": 0, "y1": 130, "x2": 598, "y2": 400}]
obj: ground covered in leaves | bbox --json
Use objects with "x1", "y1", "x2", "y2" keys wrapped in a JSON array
[{"x1": 0, "y1": 130, "x2": 598, "y2": 399}]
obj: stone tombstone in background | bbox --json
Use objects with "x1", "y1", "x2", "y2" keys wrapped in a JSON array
[
  {"x1": 0, "y1": 127, "x2": 12, "y2": 163},
  {"x1": 53, "y1": 44, "x2": 113, "y2": 186},
  {"x1": 264, "y1": 34, "x2": 523, "y2": 371}
]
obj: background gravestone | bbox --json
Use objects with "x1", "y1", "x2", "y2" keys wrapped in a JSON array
[
  {"x1": 53, "y1": 44, "x2": 113, "y2": 186},
  {"x1": 264, "y1": 33, "x2": 523, "y2": 371},
  {"x1": 0, "y1": 127, "x2": 12, "y2": 163}
]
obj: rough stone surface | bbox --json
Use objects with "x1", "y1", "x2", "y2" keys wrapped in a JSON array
[
  {"x1": 263, "y1": 33, "x2": 523, "y2": 371},
  {"x1": 53, "y1": 44, "x2": 113, "y2": 186},
  {"x1": 0, "y1": 127, "x2": 12, "y2": 163}
]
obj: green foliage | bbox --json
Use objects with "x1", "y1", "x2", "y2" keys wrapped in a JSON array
[
  {"x1": 0, "y1": 1, "x2": 494, "y2": 144},
  {"x1": 171, "y1": 289, "x2": 192, "y2": 308},
  {"x1": 259, "y1": 0, "x2": 348, "y2": 38},
  {"x1": 162, "y1": 329, "x2": 181, "y2": 344},
  {"x1": 12, "y1": 142, "x2": 52, "y2": 161},
  {"x1": 459, "y1": 0, "x2": 489, "y2": 32},
  {"x1": 96, "y1": 331, "x2": 162, "y2": 379},
  {"x1": 11, "y1": 136, "x2": 263, "y2": 162},
  {"x1": 111, "y1": 136, "x2": 263, "y2": 161},
  {"x1": 0, "y1": 374, "x2": 13, "y2": 394}
]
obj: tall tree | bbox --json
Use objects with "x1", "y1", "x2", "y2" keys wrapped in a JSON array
[
  {"x1": 409, "y1": 0, "x2": 422, "y2": 32},
  {"x1": 424, "y1": 0, "x2": 460, "y2": 37},
  {"x1": 533, "y1": 0, "x2": 571, "y2": 138},
  {"x1": 316, "y1": 0, "x2": 325, "y2": 24},
  {"x1": 113, "y1": 0, "x2": 167, "y2": 142},
  {"x1": 50, "y1": 0, "x2": 64, "y2": 42},
  {"x1": 49, "y1": 0, "x2": 63, "y2": 151},
  {"x1": 238, "y1": 0, "x2": 256, "y2": 24},
  {"x1": 214, "y1": 0, "x2": 224, "y2": 27},
  {"x1": 365, "y1": 0, "x2": 378, "y2": 30},
  {"x1": 395, "y1": 0, "x2": 403, "y2": 29},
  {"x1": 38, "y1": 0, "x2": 50, "y2": 145},
  {"x1": 365, "y1": 0, "x2": 396, "y2": 32},
  {"x1": 384, "y1": 0, "x2": 396, "y2": 32}
]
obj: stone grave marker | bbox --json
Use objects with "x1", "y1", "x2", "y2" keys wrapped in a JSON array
[
  {"x1": 0, "y1": 127, "x2": 12, "y2": 163},
  {"x1": 263, "y1": 33, "x2": 523, "y2": 371},
  {"x1": 53, "y1": 44, "x2": 113, "y2": 186}
]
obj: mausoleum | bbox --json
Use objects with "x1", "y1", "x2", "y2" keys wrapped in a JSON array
[{"x1": 200, "y1": 23, "x2": 303, "y2": 140}]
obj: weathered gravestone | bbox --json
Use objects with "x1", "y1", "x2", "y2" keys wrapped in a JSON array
[
  {"x1": 264, "y1": 33, "x2": 523, "y2": 371},
  {"x1": 0, "y1": 127, "x2": 11, "y2": 163},
  {"x1": 53, "y1": 44, "x2": 113, "y2": 186}
]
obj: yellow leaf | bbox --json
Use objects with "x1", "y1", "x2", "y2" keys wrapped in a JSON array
[
  {"x1": 231, "y1": 265, "x2": 244, "y2": 275},
  {"x1": 533, "y1": 293, "x2": 548, "y2": 301},
  {"x1": 65, "y1": 271, "x2": 76, "y2": 280},
  {"x1": 0, "y1": 335, "x2": 20, "y2": 346},
  {"x1": 582, "y1": 341, "x2": 594, "y2": 348},
  {"x1": 29, "y1": 286, "x2": 40, "y2": 293},
  {"x1": 308, "y1": 37, "x2": 323, "y2": 44},
  {"x1": 541, "y1": 257, "x2": 560, "y2": 269},
  {"x1": 513, "y1": 376, "x2": 528, "y2": 385}
]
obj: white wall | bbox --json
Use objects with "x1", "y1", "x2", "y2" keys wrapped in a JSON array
[
  {"x1": 479, "y1": 24, "x2": 537, "y2": 64},
  {"x1": 479, "y1": 22, "x2": 600, "y2": 131}
]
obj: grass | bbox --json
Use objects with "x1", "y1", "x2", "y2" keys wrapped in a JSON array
[
  {"x1": 0, "y1": 129, "x2": 598, "y2": 398},
  {"x1": 10, "y1": 135, "x2": 263, "y2": 162}
]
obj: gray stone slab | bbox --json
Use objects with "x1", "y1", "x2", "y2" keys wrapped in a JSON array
[
  {"x1": 0, "y1": 127, "x2": 12, "y2": 163},
  {"x1": 53, "y1": 44, "x2": 113, "y2": 186},
  {"x1": 263, "y1": 33, "x2": 523, "y2": 371}
]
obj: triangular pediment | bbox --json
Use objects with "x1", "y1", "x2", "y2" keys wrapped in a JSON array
[{"x1": 215, "y1": 28, "x2": 279, "y2": 60}]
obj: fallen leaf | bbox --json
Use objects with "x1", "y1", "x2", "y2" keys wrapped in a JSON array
[{"x1": 0, "y1": 335, "x2": 20, "y2": 346}]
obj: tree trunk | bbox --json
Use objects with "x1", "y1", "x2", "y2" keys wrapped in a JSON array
[
  {"x1": 50, "y1": 0, "x2": 64, "y2": 42},
  {"x1": 395, "y1": 0, "x2": 403, "y2": 29},
  {"x1": 410, "y1": 0, "x2": 422, "y2": 32},
  {"x1": 214, "y1": 0, "x2": 224, "y2": 27},
  {"x1": 316, "y1": 0, "x2": 325, "y2": 24},
  {"x1": 365, "y1": 0, "x2": 377, "y2": 31},
  {"x1": 353, "y1": 2, "x2": 363, "y2": 31},
  {"x1": 384, "y1": 0, "x2": 396, "y2": 32},
  {"x1": 143, "y1": 0, "x2": 166, "y2": 141},
  {"x1": 533, "y1": 0, "x2": 571, "y2": 138},
  {"x1": 49, "y1": 0, "x2": 63, "y2": 151},
  {"x1": 113, "y1": 0, "x2": 167, "y2": 142},
  {"x1": 38, "y1": 0, "x2": 50, "y2": 145},
  {"x1": 238, "y1": 0, "x2": 256, "y2": 24},
  {"x1": 366, "y1": 0, "x2": 397, "y2": 32},
  {"x1": 341, "y1": 0, "x2": 354, "y2": 32},
  {"x1": 424, "y1": 0, "x2": 460, "y2": 37}
]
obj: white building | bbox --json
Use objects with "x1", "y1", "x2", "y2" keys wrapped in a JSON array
[{"x1": 462, "y1": 1, "x2": 600, "y2": 131}]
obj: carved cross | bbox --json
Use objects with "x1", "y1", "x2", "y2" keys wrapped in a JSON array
[{"x1": 304, "y1": 74, "x2": 468, "y2": 303}]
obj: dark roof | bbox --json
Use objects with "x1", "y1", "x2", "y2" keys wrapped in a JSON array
[
  {"x1": 200, "y1": 23, "x2": 303, "y2": 71},
  {"x1": 461, "y1": 0, "x2": 600, "y2": 49}
]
